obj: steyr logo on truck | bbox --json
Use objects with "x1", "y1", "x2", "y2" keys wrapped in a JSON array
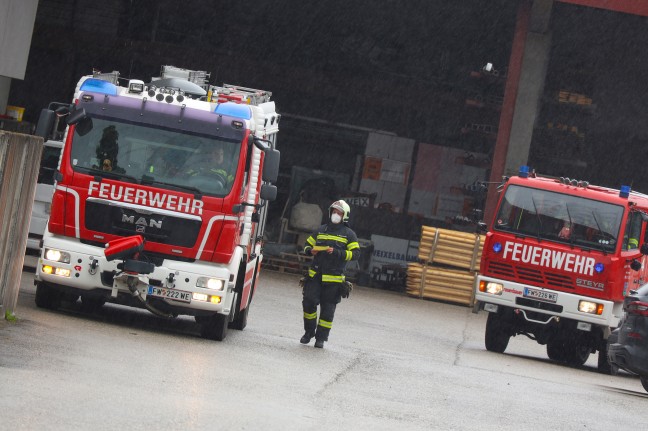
[
  {"x1": 88, "y1": 181, "x2": 204, "y2": 215},
  {"x1": 502, "y1": 241, "x2": 596, "y2": 276}
]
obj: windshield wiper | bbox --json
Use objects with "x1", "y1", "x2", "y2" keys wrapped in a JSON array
[
  {"x1": 591, "y1": 209, "x2": 611, "y2": 254},
  {"x1": 530, "y1": 194, "x2": 542, "y2": 240},
  {"x1": 565, "y1": 202, "x2": 574, "y2": 247},
  {"x1": 76, "y1": 166, "x2": 139, "y2": 183},
  {"x1": 140, "y1": 175, "x2": 203, "y2": 198}
]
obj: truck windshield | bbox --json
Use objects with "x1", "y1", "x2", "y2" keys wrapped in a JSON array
[
  {"x1": 68, "y1": 116, "x2": 241, "y2": 197},
  {"x1": 493, "y1": 184, "x2": 624, "y2": 253}
]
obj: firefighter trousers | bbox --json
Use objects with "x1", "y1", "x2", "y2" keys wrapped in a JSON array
[{"x1": 302, "y1": 277, "x2": 342, "y2": 342}]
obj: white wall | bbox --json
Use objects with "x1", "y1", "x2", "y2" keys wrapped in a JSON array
[{"x1": 0, "y1": 0, "x2": 38, "y2": 80}]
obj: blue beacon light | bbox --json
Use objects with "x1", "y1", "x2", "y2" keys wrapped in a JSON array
[
  {"x1": 492, "y1": 242, "x2": 502, "y2": 253},
  {"x1": 79, "y1": 78, "x2": 118, "y2": 96},
  {"x1": 595, "y1": 263, "x2": 604, "y2": 273},
  {"x1": 519, "y1": 165, "x2": 530, "y2": 178},
  {"x1": 619, "y1": 185, "x2": 631, "y2": 198}
]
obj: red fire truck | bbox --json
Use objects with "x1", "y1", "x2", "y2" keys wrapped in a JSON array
[
  {"x1": 474, "y1": 166, "x2": 648, "y2": 372},
  {"x1": 34, "y1": 66, "x2": 280, "y2": 341}
]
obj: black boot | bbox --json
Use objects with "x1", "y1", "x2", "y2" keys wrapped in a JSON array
[
  {"x1": 300, "y1": 331, "x2": 315, "y2": 344},
  {"x1": 314, "y1": 339, "x2": 325, "y2": 348}
]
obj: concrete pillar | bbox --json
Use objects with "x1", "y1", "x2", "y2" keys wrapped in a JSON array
[
  {"x1": 505, "y1": 0, "x2": 553, "y2": 174},
  {"x1": 484, "y1": 0, "x2": 553, "y2": 222},
  {"x1": 0, "y1": 75, "x2": 10, "y2": 116},
  {"x1": 0, "y1": 131, "x2": 43, "y2": 320}
]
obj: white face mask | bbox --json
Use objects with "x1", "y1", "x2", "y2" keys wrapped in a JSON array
[{"x1": 331, "y1": 213, "x2": 342, "y2": 224}]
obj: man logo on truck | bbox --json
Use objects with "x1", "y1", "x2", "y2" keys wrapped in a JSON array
[{"x1": 121, "y1": 214, "x2": 163, "y2": 229}]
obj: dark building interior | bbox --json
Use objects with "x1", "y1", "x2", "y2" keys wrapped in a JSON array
[{"x1": 8, "y1": 0, "x2": 648, "y2": 240}]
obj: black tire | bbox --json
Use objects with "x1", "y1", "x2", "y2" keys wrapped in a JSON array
[
  {"x1": 200, "y1": 313, "x2": 229, "y2": 341},
  {"x1": 35, "y1": 282, "x2": 61, "y2": 310},
  {"x1": 81, "y1": 295, "x2": 105, "y2": 312},
  {"x1": 597, "y1": 341, "x2": 619, "y2": 375},
  {"x1": 485, "y1": 312, "x2": 510, "y2": 353},
  {"x1": 640, "y1": 376, "x2": 648, "y2": 393},
  {"x1": 229, "y1": 305, "x2": 248, "y2": 330},
  {"x1": 547, "y1": 340, "x2": 568, "y2": 362},
  {"x1": 564, "y1": 343, "x2": 591, "y2": 367},
  {"x1": 194, "y1": 315, "x2": 209, "y2": 324}
]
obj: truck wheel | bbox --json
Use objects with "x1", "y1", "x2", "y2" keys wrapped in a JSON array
[
  {"x1": 485, "y1": 312, "x2": 510, "y2": 353},
  {"x1": 640, "y1": 376, "x2": 648, "y2": 393},
  {"x1": 597, "y1": 343, "x2": 618, "y2": 375},
  {"x1": 229, "y1": 305, "x2": 248, "y2": 330},
  {"x1": 546, "y1": 340, "x2": 567, "y2": 362},
  {"x1": 200, "y1": 313, "x2": 229, "y2": 341},
  {"x1": 564, "y1": 343, "x2": 590, "y2": 367},
  {"x1": 35, "y1": 282, "x2": 61, "y2": 310},
  {"x1": 81, "y1": 296, "x2": 105, "y2": 312}
]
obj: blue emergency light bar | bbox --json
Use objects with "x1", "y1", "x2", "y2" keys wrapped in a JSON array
[
  {"x1": 79, "y1": 78, "x2": 118, "y2": 96},
  {"x1": 214, "y1": 102, "x2": 251, "y2": 120}
]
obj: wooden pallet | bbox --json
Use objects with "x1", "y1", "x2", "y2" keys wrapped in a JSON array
[{"x1": 262, "y1": 253, "x2": 312, "y2": 275}]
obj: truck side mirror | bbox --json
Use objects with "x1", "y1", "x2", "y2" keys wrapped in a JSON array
[
  {"x1": 477, "y1": 221, "x2": 488, "y2": 233},
  {"x1": 34, "y1": 109, "x2": 55, "y2": 142},
  {"x1": 640, "y1": 243, "x2": 648, "y2": 255},
  {"x1": 263, "y1": 149, "x2": 280, "y2": 183},
  {"x1": 260, "y1": 184, "x2": 277, "y2": 201},
  {"x1": 66, "y1": 108, "x2": 93, "y2": 136}
]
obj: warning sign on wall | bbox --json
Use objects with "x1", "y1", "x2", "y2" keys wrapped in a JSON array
[{"x1": 362, "y1": 157, "x2": 382, "y2": 180}]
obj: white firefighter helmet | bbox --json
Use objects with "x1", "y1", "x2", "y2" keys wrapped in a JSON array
[{"x1": 329, "y1": 200, "x2": 350, "y2": 222}]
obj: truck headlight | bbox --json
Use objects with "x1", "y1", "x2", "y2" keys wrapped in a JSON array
[
  {"x1": 44, "y1": 248, "x2": 70, "y2": 264},
  {"x1": 579, "y1": 300, "x2": 604, "y2": 315},
  {"x1": 196, "y1": 277, "x2": 225, "y2": 291},
  {"x1": 479, "y1": 280, "x2": 503, "y2": 295}
]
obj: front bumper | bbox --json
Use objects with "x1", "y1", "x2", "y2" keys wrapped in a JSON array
[
  {"x1": 475, "y1": 274, "x2": 622, "y2": 328},
  {"x1": 36, "y1": 231, "x2": 239, "y2": 315}
]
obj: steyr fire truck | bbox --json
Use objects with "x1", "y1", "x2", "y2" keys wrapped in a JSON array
[
  {"x1": 474, "y1": 166, "x2": 648, "y2": 372},
  {"x1": 34, "y1": 66, "x2": 280, "y2": 341}
]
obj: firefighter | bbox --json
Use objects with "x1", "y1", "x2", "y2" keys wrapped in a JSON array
[
  {"x1": 186, "y1": 145, "x2": 234, "y2": 188},
  {"x1": 300, "y1": 200, "x2": 360, "y2": 348}
]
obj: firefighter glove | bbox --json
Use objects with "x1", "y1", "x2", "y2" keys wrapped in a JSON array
[{"x1": 340, "y1": 281, "x2": 353, "y2": 298}]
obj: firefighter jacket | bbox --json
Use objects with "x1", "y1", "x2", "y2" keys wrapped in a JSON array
[
  {"x1": 304, "y1": 222, "x2": 360, "y2": 283},
  {"x1": 186, "y1": 166, "x2": 234, "y2": 185}
]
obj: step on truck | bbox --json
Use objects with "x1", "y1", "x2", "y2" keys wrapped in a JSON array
[
  {"x1": 34, "y1": 66, "x2": 281, "y2": 340},
  {"x1": 473, "y1": 166, "x2": 648, "y2": 372}
]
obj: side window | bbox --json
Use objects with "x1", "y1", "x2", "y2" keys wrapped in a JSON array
[{"x1": 623, "y1": 211, "x2": 643, "y2": 250}]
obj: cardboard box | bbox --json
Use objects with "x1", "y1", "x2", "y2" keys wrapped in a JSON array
[{"x1": 5, "y1": 105, "x2": 25, "y2": 121}]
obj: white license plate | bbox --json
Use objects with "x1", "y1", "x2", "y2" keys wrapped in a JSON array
[
  {"x1": 523, "y1": 287, "x2": 557, "y2": 303},
  {"x1": 147, "y1": 286, "x2": 191, "y2": 303}
]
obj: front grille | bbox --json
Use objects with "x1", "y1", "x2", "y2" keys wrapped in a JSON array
[
  {"x1": 85, "y1": 200, "x2": 202, "y2": 248},
  {"x1": 486, "y1": 260, "x2": 574, "y2": 289},
  {"x1": 80, "y1": 241, "x2": 195, "y2": 264},
  {"x1": 516, "y1": 297, "x2": 563, "y2": 313}
]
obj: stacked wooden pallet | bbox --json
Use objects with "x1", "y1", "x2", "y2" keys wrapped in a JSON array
[
  {"x1": 262, "y1": 253, "x2": 312, "y2": 275},
  {"x1": 406, "y1": 226, "x2": 485, "y2": 307}
]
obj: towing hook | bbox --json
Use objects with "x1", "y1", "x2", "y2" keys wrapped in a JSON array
[{"x1": 88, "y1": 258, "x2": 98, "y2": 275}]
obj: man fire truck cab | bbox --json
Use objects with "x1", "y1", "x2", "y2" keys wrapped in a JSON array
[
  {"x1": 474, "y1": 166, "x2": 648, "y2": 373},
  {"x1": 34, "y1": 66, "x2": 280, "y2": 341}
]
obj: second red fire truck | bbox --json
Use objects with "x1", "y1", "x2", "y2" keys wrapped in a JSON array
[
  {"x1": 474, "y1": 166, "x2": 648, "y2": 372},
  {"x1": 34, "y1": 66, "x2": 280, "y2": 341}
]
